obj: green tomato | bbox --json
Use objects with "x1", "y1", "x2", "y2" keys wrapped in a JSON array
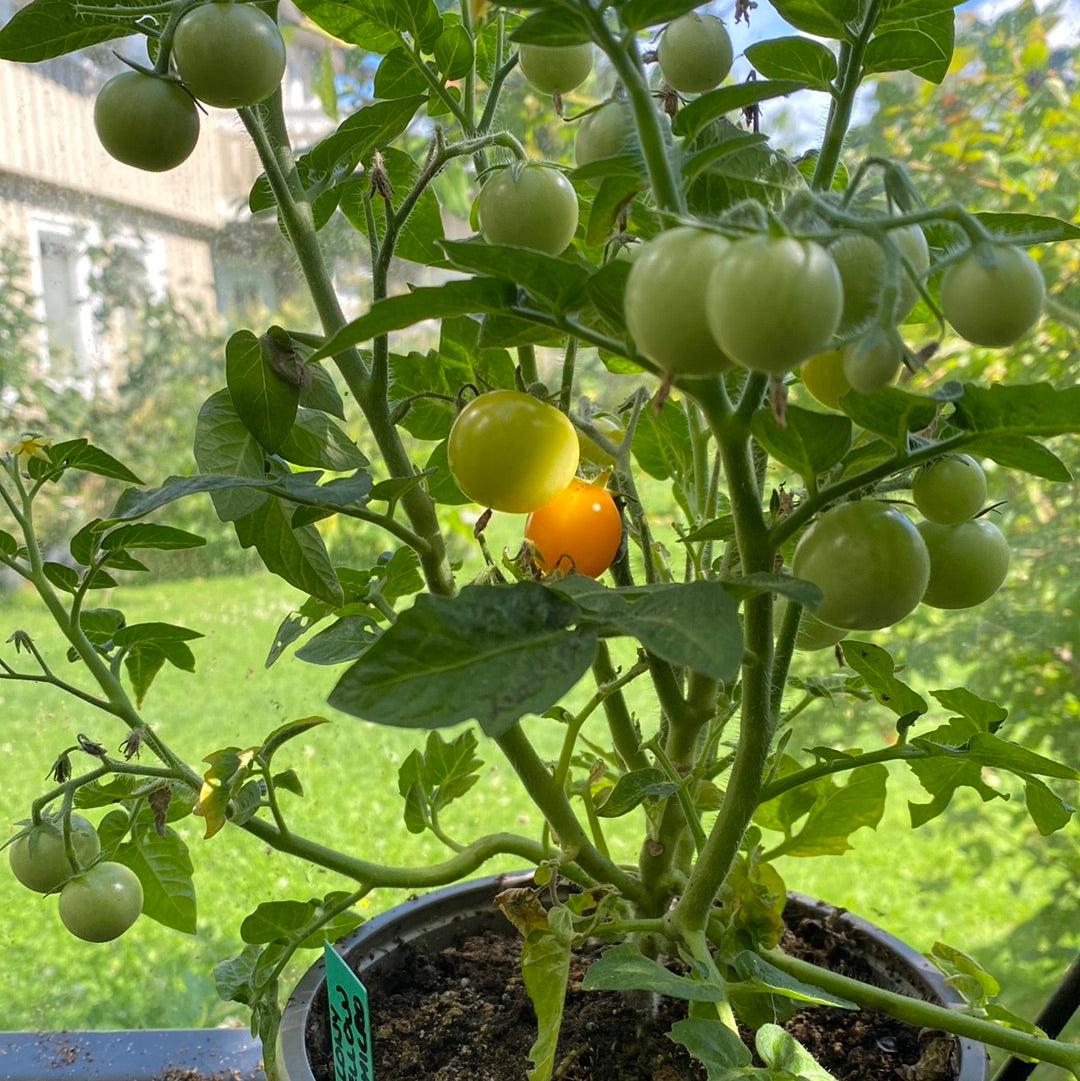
[
  {"x1": 517, "y1": 43, "x2": 593, "y2": 95},
  {"x1": 841, "y1": 331, "x2": 903, "y2": 395},
  {"x1": 799, "y1": 349, "x2": 850, "y2": 410},
  {"x1": 58, "y1": 861, "x2": 143, "y2": 943},
  {"x1": 792, "y1": 501, "x2": 930, "y2": 630},
  {"x1": 657, "y1": 12, "x2": 733, "y2": 94},
  {"x1": 940, "y1": 245, "x2": 1045, "y2": 347},
  {"x1": 912, "y1": 454, "x2": 988, "y2": 525},
  {"x1": 8, "y1": 815, "x2": 101, "y2": 894},
  {"x1": 777, "y1": 596, "x2": 848, "y2": 652},
  {"x1": 94, "y1": 71, "x2": 200, "y2": 172},
  {"x1": 918, "y1": 518, "x2": 1010, "y2": 609},
  {"x1": 706, "y1": 236, "x2": 843, "y2": 374},
  {"x1": 173, "y1": 2, "x2": 287, "y2": 108},
  {"x1": 623, "y1": 227, "x2": 733, "y2": 377},
  {"x1": 829, "y1": 225, "x2": 930, "y2": 335},
  {"x1": 447, "y1": 390, "x2": 580, "y2": 513},
  {"x1": 477, "y1": 164, "x2": 579, "y2": 255},
  {"x1": 575, "y1": 99, "x2": 635, "y2": 177}
]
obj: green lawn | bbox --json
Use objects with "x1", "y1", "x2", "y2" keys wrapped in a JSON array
[{"x1": 0, "y1": 572, "x2": 1075, "y2": 1070}]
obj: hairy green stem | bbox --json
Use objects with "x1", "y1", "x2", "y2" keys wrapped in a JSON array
[{"x1": 764, "y1": 948, "x2": 1080, "y2": 1078}]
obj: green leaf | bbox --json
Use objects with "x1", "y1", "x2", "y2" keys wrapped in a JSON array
[
  {"x1": 0, "y1": 0, "x2": 135, "y2": 61},
  {"x1": 310, "y1": 278, "x2": 519, "y2": 360},
  {"x1": 295, "y1": 616, "x2": 379, "y2": 665},
  {"x1": 275, "y1": 408, "x2": 370, "y2": 471},
  {"x1": 509, "y1": 7, "x2": 592, "y2": 45},
  {"x1": 667, "y1": 1018, "x2": 753, "y2": 1076},
  {"x1": 1024, "y1": 778, "x2": 1074, "y2": 836},
  {"x1": 434, "y1": 22, "x2": 474, "y2": 79},
  {"x1": 840, "y1": 641, "x2": 928, "y2": 719},
  {"x1": 397, "y1": 730, "x2": 483, "y2": 835},
  {"x1": 438, "y1": 238, "x2": 591, "y2": 314},
  {"x1": 673, "y1": 80, "x2": 809, "y2": 140},
  {"x1": 226, "y1": 330, "x2": 300, "y2": 455},
  {"x1": 966, "y1": 435, "x2": 1070, "y2": 482},
  {"x1": 974, "y1": 212, "x2": 1080, "y2": 243},
  {"x1": 328, "y1": 583, "x2": 597, "y2": 737},
  {"x1": 43, "y1": 562, "x2": 79, "y2": 593},
  {"x1": 756, "y1": 1023, "x2": 837, "y2": 1080},
  {"x1": 681, "y1": 132, "x2": 770, "y2": 186},
  {"x1": 631, "y1": 397, "x2": 692, "y2": 482},
  {"x1": 46, "y1": 439, "x2": 142, "y2": 484},
  {"x1": 78, "y1": 608, "x2": 126, "y2": 648},
  {"x1": 964, "y1": 732, "x2": 1079, "y2": 782},
  {"x1": 260, "y1": 716, "x2": 331, "y2": 763},
  {"x1": 582, "y1": 943, "x2": 728, "y2": 1002},
  {"x1": 766, "y1": 0, "x2": 859, "y2": 39},
  {"x1": 584, "y1": 174, "x2": 644, "y2": 250},
  {"x1": 234, "y1": 495, "x2": 345, "y2": 607},
  {"x1": 292, "y1": 0, "x2": 397, "y2": 50},
  {"x1": 373, "y1": 47, "x2": 429, "y2": 99},
  {"x1": 751, "y1": 405, "x2": 852, "y2": 479},
  {"x1": 101, "y1": 524, "x2": 206, "y2": 553},
  {"x1": 113, "y1": 622, "x2": 203, "y2": 647},
  {"x1": 949, "y1": 383, "x2": 1080, "y2": 440},
  {"x1": 241, "y1": 899, "x2": 317, "y2": 944},
  {"x1": 595, "y1": 768, "x2": 678, "y2": 818},
  {"x1": 115, "y1": 816, "x2": 196, "y2": 934},
  {"x1": 745, "y1": 37, "x2": 837, "y2": 90},
  {"x1": 571, "y1": 581, "x2": 743, "y2": 682},
  {"x1": 731, "y1": 952, "x2": 856, "y2": 1008},
  {"x1": 193, "y1": 390, "x2": 269, "y2": 522},
  {"x1": 838, "y1": 386, "x2": 938, "y2": 445},
  {"x1": 618, "y1": 0, "x2": 700, "y2": 31},
  {"x1": 863, "y1": 26, "x2": 951, "y2": 82},
  {"x1": 779, "y1": 764, "x2": 889, "y2": 856}
]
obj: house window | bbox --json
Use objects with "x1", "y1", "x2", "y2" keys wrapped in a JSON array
[{"x1": 35, "y1": 227, "x2": 90, "y2": 389}]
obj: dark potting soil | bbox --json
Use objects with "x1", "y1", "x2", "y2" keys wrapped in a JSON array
[{"x1": 304, "y1": 910, "x2": 959, "y2": 1081}]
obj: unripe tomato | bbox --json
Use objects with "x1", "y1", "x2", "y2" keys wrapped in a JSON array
[
  {"x1": 829, "y1": 225, "x2": 929, "y2": 335},
  {"x1": 173, "y1": 2, "x2": 287, "y2": 108},
  {"x1": 792, "y1": 501, "x2": 930, "y2": 630},
  {"x1": 577, "y1": 415, "x2": 623, "y2": 468},
  {"x1": 841, "y1": 331, "x2": 902, "y2": 395},
  {"x1": 623, "y1": 226, "x2": 732, "y2": 377},
  {"x1": 657, "y1": 12, "x2": 733, "y2": 94},
  {"x1": 518, "y1": 42, "x2": 593, "y2": 95},
  {"x1": 575, "y1": 99, "x2": 635, "y2": 175},
  {"x1": 8, "y1": 815, "x2": 101, "y2": 893},
  {"x1": 477, "y1": 164, "x2": 579, "y2": 255},
  {"x1": 94, "y1": 71, "x2": 200, "y2": 172},
  {"x1": 706, "y1": 236, "x2": 843, "y2": 374},
  {"x1": 799, "y1": 350, "x2": 851, "y2": 410},
  {"x1": 940, "y1": 245, "x2": 1045, "y2": 347},
  {"x1": 447, "y1": 390, "x2": 579, "y2": 513},
  {"x1": 58, "y1": 861, "x2": 143, "y2": 942},
  {"x1": 918, "y1": 518, "x2": 1010, "y2": 609},
  {"x1": 912, "y1": 454, "x2": 988, "y2": 525},
  {"x1": 524, "y1": 478, "x2": 622, "y2": 578},
  {"x1": 776, "y1": 597, "x2": 848, "y2": 652}
]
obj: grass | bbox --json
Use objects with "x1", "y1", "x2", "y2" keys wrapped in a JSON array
[{"x1": 0, "y1": 571, "x2": 1076, "y2": 1070}]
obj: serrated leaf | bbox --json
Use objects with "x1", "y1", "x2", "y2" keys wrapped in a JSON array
[
  {"x1": 329, "y1": 583, "x2": 597, "y2": 737},
  {"x1": 115, "y1": 818, "x2": 196, "y2": 934},
  {"x1": 0, "y1": 0, "x2": 135, "y2": 62},
  {"x1": 841, "y1": 641, "x2": 928, "y2": 719}
]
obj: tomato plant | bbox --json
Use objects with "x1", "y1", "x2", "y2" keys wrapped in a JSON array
[
  {"x1": 58, "y1": 861, "x2": 144, "y2": 943},
  {"x1": 447, "y1": 390, "x2": 579, "y2": 513},
  {"x1": 792, "y1": 501, "x2": 931, "y2": 630},
  {"x1": 577, "y1": 415, "x2": 623, "y2": 468},
  {"x1": 917, "y1": 517, "x2": 1011, "y2": 609},
  {"x1": 517, "y1": 43, "x2": 593, "y2": 95},
  {"x1": 940, "y1": 245, "x2": 1046, "y2": 347},
  {"x1": 706, "y1": 236, "x2": 843, "y2": 374},
  {"x1": 657, "y1": 12, "x2": 733, "y2": 94},
  {"x1": 172, "y1": 2, "x2": 286, "y2": 109},
  {"x1": 912, "y1": 454, "x2": 988, "y2": 524},
  {"x1": 777, "y1": 597, "x2": 848, "y2": 652},
  {"x1": 93, "y1": 70, "x2": 199, "y2": 172},
  {"x1": 623, "y1": 226, "x2": 732, "y2": 377},
  {"x1": 8, "y1": 815, "x2": 100, "y2": 894},
  {"x1": 477, "y1": 163, "x2": 578, "y2": 255},
  {"x1": 575, "y1": 99, "x2": 634, "y2": 174},
  {"x1": 524, "y1": 478, "x2": 622, "y2": 578}
]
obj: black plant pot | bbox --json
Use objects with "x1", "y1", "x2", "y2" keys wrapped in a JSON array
[{"x1": 277, "y1": 870, "x2": 988, "y2": 1081}]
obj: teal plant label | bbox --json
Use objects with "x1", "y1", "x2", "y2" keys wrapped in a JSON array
[{"x1": 324, "y1": 943, "x2": 374, "y2": 1081}]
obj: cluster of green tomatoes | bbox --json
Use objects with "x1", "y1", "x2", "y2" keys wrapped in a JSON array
[
  {"x1": 93, "y1": 0, "x2": 287, "y2": 171},
  {"x1": 7, "y1": 814, "x2": 143, "y2": 942}
]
